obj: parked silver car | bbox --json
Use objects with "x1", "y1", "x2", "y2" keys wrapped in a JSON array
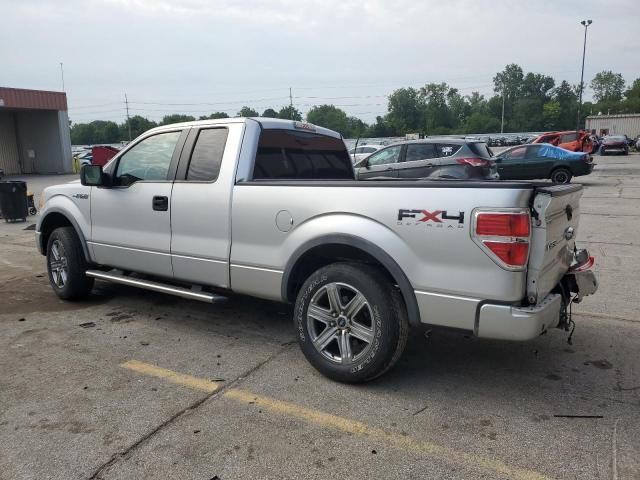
[{"x1": 354, "y1": 139, "x2": 498, "y2": 180}]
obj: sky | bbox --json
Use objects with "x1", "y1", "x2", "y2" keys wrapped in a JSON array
[{"x1": 2, "y1": 0, "x2": 638, "y2": 125}]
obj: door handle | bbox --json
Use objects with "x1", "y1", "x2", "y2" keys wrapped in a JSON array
[
  {"x1": 152, "y1": 196, "x2": 168, "y2": 211},
  {"x1": 385, "y1": 167, "x2": 394, "y2": 171}
]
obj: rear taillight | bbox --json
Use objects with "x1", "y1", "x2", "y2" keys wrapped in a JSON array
[
  {"x1": 472, "y1": 211, "x2": 531, "y2": 270},
  {"x1": 477, "y1": 213, "x2": 530, "y2": 237},
  {"x1": 456, "y1": 157, "x2": 490, "y2": 167}
]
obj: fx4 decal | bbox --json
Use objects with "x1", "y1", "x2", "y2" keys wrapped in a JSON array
[{"x1": 397, "y1": 209, "x2": 465, "y2": 228}]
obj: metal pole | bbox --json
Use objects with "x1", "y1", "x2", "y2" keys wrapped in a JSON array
[
  {"x1": 60, "y1": 62, "x2": 65, "y2": 91},
  {"x1": 500, "y1": 89, "x2": 505, "y2": 134},
  {"x1": 289, "y1": 87, "x2": 293, "y2": 120},
  {"x1": 577, "y1": 20, "x2": 592, "y2": 132},
  {"x1": 125, "y1": 93, "x2": 132, "y2": 141}
]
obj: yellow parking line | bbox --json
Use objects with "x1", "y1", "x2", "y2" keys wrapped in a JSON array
[
  {"x1": 225, "y1": 388, "x2": 551, "y2": 480},
  {"x1": 121, "y1": 360, "x2": 219, "y2": 393},
  {"x1": 121, "y1": 361, "x2": 552, "y2": 480}
]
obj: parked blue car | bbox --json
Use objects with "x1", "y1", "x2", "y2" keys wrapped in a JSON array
[{"x1": 494, "y1": 143, "x2": 595, "y2": 184}]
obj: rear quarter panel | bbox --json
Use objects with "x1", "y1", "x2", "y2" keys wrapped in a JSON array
[{"x1": 230, "y1": 183, "x2": 534, "y2": 328}]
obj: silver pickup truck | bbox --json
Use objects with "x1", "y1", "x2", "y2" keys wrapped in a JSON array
[{"x1": 36, "y1": 118, "x2": 598, "y2": 382}]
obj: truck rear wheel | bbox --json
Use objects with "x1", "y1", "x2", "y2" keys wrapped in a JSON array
[
  {"x1": 294, "y1": 262, "x2": 409, "y2": 383},
  {"x1": 46, "y1": 226, "x2": 94, "y2": 300}
]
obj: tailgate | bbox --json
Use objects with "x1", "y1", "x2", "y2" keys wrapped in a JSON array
[{"x1": 527, "y1": 184, "x2": 583, "y2": 304}]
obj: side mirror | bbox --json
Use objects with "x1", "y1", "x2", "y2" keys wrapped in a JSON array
[{"x1": 80, "y1": 164, "x2": 105, "y2": 186}]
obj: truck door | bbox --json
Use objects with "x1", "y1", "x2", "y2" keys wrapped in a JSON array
[
  {"x1": 170, "y1": 124, "x2": 242, "y2": 288},
  {"x1": 89, "y1": 129, "x2": 187, "y2": 278}
]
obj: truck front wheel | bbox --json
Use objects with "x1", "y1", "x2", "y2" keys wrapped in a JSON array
[
  {"x1": 46, "y1": 226, "x2": 94, "y2": 300},
  {"x1": 294, "y1": 262, "x2": 409, "y2": 383}
]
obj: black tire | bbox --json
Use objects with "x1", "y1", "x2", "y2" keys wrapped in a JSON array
[
  {"x1": 294, "y1": 262, "x2": 409, "y2": 383},
  {"x1": 46, "y1": 226, "x2": 94, "y2": 300},
  {"x1": 550, "y1": 168, "x2": 572, "y2": 184}
]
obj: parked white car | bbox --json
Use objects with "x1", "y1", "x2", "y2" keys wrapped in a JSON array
[{"x1": 348, "y1": 144, "x2": 382, "y2": 163}]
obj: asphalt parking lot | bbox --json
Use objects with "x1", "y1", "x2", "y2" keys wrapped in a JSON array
[{"x1": 1, "y1": 156, "x2": 639, "y2": 480}]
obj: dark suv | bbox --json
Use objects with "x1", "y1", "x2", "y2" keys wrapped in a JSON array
[{"x1": 354, "y1": 139, "x2": 497, "y2": 180}]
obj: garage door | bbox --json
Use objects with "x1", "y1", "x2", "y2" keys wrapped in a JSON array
[{"x1": 0, "y1": 112, "x2": 20, "y2": 174}]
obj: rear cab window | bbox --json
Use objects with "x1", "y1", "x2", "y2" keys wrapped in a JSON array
[
  {"x1": 252, "y1": 129, "x2": 353, "y2": 180},
  {"x1": 185, "y1": 128, "x2": 229, "y2": 182}
]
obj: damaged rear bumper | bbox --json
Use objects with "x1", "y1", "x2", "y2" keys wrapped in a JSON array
[{"x1": 477, "y1": 251, "x2": 598, "y2": 341}]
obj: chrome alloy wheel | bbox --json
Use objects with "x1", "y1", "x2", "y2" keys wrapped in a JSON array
[
  {"x1": 49, "y1": 239, "x2": 69, "y2": 288},
  {"x1": 306, "y1": 282, "x2": 376, "y2": 364}
]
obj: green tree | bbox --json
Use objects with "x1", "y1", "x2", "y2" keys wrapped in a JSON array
[
  {"x1": 365, "y1": 116, "x2": 395, "y2": 137},
  {"x1": 493, "y1": 64, "x2": 524, "y2": 98},
  {"x1": 71, "y1": 123, "x2": 96, "y2": 145},
  {"x1": 542, "y1": 102, "x2": 561, "y2": 130},
  {"x1": 306, "y1": 105, "x2": 349, "y2": 135},
  {"x1": 591, "y1": 71, "x2": 625, "y2": 103},
  {"x1": 463, "y1": 112, "x2": 500, "y2": 134},
  {"x1": 552, "y1": 81, "x2": 578, "y2": 130},
  {"x1": 387, "y1": 87, "x2": 424, "y2": 134},
  {"x1": 237, "y1": 106, "x2": 259, "y2": 117},
  {"x1": 160, "y1": 114, "x2": 195, "y2": 126},
  {"x1": 262, "y1": 108, "x2": 278, "y2": 118},
  {"x1": 420, "y1": 83, "x2": 454, "y2": 133},
  {"x1": 345, "y1": 117, "x2": 368, "y2": 138},
  {"x1": 277, "y1": 106, "x2": 302, "y2": 121},
  {"x1": 198, "y1": 112, "x2": 229, "y2": 120},
  {"x1": 621, "y1": 78, "x2": 640, "y2": 113},
  {"x1": 467, "y1": 92, "x2": 488, "y2": 114},
  {"x1": 447, "y1": 88, "x2": 470, "y2": 131},
  {"x1": 119, "y1": 115, "x2": 157, "y2": 141}
]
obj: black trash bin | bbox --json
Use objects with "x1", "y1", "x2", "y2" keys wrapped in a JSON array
[{"x1": 0, "y1": 181, "x2": 29, "y2": 222}]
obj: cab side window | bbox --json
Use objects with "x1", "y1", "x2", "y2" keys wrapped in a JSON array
[
  {"x1": 186, "y1": 128, "x2": 229, "y2": 182},
  {"x1": 115, "y1": 131, "x2": 182, "y2": 186}
]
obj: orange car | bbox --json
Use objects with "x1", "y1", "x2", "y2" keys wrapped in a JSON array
[{"x1": 531, "y1": 130, "x2": 592, "y2": 152}]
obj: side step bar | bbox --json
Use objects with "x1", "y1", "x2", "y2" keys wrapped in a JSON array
[{"x1": 86, "y1": 270, "x2": 227, "y2": 303}]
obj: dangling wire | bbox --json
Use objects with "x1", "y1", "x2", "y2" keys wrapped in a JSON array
[{"x1": 567, "y1": 294, "x2": 577, "y2": 345}]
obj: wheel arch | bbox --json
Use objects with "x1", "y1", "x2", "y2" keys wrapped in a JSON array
[
  {"x1": 550, "y1": 165, "x2": 573, "y2": 179},
  {"x1": 39, "y1": 209, "x2": 91, "y2": 262},
  {"x1": 282, "y1": 234, "x2": 421, "y2": 327}
]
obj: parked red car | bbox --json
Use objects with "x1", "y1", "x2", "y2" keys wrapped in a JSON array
[{"x1": 531, "y1": 130, "x2": 592, "y2": 153}]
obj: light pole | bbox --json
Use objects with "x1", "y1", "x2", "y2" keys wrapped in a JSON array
[{"x1": 576, "y1": 19, "x2": 592, "y2": 132}]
